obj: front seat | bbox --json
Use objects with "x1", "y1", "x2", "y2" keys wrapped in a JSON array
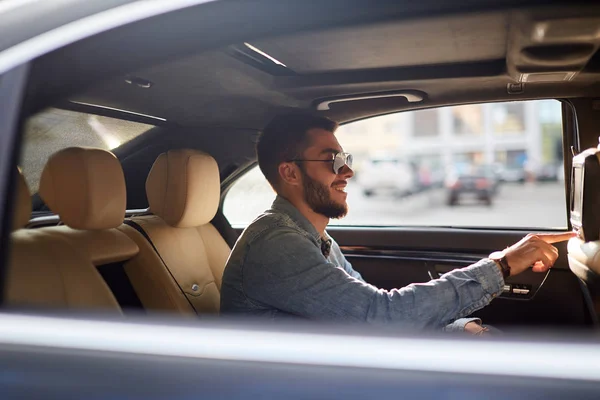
[
  {"x1": 568, "y1": 239, "x2": 600, "y2": 325},
  {"x1": 567, "y1": 144, "x2": 600, "y2": 325},
  {"x1": 121, "y1": 149, "x2": 231, "y2": 315}
]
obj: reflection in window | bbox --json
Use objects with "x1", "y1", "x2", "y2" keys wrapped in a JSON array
[
  {"x1": 492, "y1": 102, "x2": 526, "y2": 134},
  {"x1": 452, "y1": 105, "x2": 483, "y2": 135},
  {"x1": 413, "y1": 108, "x2": 439, "y2": 137}
]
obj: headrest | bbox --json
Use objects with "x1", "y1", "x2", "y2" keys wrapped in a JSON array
[
  {"x1": 146, "y1": 149, "x2": 220, "y2": 228},
  {"x1": 39, "y1": 147, "x2": 126, "y2": 230},
  {"x1": 12, "y1": 169, "x2": 31, "y2": 231},
  {"x1": 570, "y1": 144, "x2": 600, "y2": 241}
]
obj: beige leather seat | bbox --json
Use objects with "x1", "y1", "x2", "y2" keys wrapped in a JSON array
[
  {"x1": 6, "y1": 148, "x2": 139, "y2": 313},
  {"x1": 121, "y1": 149, "x2": 230, "y2": 315},
  {"x1": 567, "y1": 147, "x2": 600, "y2": 325},
  {"x1": 568, "y1": 234, "x2": 600, "y2": 325}
]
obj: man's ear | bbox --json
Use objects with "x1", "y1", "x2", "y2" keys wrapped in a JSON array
[{"x1": 278, "y1": 162, "x2": 302, "y2": 186}]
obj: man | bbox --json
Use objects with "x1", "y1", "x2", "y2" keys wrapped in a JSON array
[{"x1": 220, "y1": 113, "x2": 574, "y2": 332}]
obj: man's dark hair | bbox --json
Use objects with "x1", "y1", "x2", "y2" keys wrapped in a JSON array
[{"x1": 256, "y1": 112, "x2": 338, "y2": 190}]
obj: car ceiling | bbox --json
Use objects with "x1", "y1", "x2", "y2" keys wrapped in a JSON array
[
  {"x1": 57, "y1": 3, "x2": 600, "y2": 130},
  {"x1": 248, "y1": 13, "x2": 508, "y2": 72}
]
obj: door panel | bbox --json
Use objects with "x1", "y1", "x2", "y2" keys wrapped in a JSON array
[
  {"x1": 346, "y1": 255, "x2": 432, "y2": 289},
  {"x1": 330, "y1": 227, "x2": 587, "y2": 327}
]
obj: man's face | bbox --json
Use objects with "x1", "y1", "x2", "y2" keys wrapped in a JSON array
[{"x1": 298, "y1": 128, "x2": 354, "y2": 219}]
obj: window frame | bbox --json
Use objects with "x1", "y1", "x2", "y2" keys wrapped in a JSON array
[
  {"x1": 221, "y1": 99, "x2": 572, "y2": 232},
  {"x1": 0, "y1": 64, "x2": 30, "y2": 302}
]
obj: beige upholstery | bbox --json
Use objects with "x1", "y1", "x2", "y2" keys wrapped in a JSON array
[
  {"x1": 568, "y1": 236, "x2": 600, "y2": 325},
  {"x1": 146, "y1": 149, "x2": 220, "y2": 228},
  {"x1": 39, "y1": 147, "x2": 127, "y2": 230},
  {"x1": 124, "y1": 149, "x2": 229, "y2": 315},
  {"x1": 6, "y1": 149, "x2": 138, "y2": 313},
  {"x1": 567, "y1": 147, "x2": 600, "y2": 323},
  {"x1": 7, "y1": 229, "x2": 122, "y2": 310},
  {"x1": 568, "y1": 238, "x2": 600, "y2": 277},
  {"x1": 45, "y1": 227, "x2": 139, "y2": 266},
  {"x1": 12, "y1": 170, "x2": 31, "y2": 231}
]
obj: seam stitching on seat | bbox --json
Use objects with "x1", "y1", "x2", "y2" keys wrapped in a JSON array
[
  {"x1": 51, "y1": 236, "x2": 71, "y2": 306},
  {"x1": 81, "y1": 149, "x2": 90, "y2": 229},
  {"x1": 178, "y1": 153, "x2": 192, "y2": 226},
  {"x1": 159, "y1": 152, "x2": 170, "y2": 223},
  {"x1": 197, "y1": 225, "x2": 217, "y2": 283},
  {"x1": 123, "y1": 219, "x2": 197, "y2": 313}
]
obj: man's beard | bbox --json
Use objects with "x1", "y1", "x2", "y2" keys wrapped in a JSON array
[{"x1": 300, "y1": 167, "x2": 348, "y2": 219}]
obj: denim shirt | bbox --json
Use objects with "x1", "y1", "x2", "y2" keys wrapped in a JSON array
[{"x1": 220, "y1": 196, "x2": 505, "y2": 331}]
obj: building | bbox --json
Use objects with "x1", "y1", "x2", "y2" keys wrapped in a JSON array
[{"x1": 337, "y1": 99, "x2": 563, "y2": 178}]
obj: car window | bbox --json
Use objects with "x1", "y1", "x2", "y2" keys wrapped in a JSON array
[
  {"x1": 224, "y1": 100, "x2": 566, "y2": 229},
  {"x1": 20, "y1": 108, "x2": 154, "y2": 193}
]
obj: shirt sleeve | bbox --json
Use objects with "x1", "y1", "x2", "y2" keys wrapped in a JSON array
[
  {"x1": 242, "y1": 228, "x2": 504, "y2": 331},
  {"x1": 444, "y1": 317, "x2": 482, "y2": 332},
  {"x1": 329, "y1": 239, "x2": 365, "y2": 282}
]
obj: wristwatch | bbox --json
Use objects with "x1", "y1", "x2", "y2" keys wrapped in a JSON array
[{"x1": 489, "y1": 251, "x2": 511, "y2": 279}]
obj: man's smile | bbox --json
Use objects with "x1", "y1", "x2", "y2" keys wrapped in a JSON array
[{"x1": 331, "y1": 181, "x2": 347, "y2": 193}]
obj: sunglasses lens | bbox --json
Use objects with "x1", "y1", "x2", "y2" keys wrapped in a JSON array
[
  {"x1": 333, "y1": 153, "x2": 352, "y2": 174},
  {"x1": 333, "y1": 155, "x2": 344, "y2": 174}
]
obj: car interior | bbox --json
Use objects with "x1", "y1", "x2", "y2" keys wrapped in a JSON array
[{"x1": 7, "y1": 1, "x2": 600, "y2": 333}]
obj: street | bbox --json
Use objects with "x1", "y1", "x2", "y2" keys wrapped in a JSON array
[
  {"x1": 224, "y1": 171, "x2": 568, "y2": 230},
  {"x1": 338, "y1": 182, "x2": 567, "y2": 229}
]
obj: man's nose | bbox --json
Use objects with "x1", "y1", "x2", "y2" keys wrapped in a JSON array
[{"x1": 339, "y1": 164, "x2": 354, "y2": 178}]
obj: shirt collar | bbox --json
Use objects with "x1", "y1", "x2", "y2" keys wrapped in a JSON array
[{"x1": 271, "y1": 195, "x2": 322, "y2": 243}]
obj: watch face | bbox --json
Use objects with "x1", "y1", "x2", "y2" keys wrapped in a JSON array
[{"x1": 489, "y1": 251, "x2": 505, "y2": 260}]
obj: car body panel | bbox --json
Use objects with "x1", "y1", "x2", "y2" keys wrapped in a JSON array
[
  {"x1": 0, "y1": 0, "x2": 599, "y2": 398},
  {"x1": 358, "y1": 158, "x2": 417, "y2": 197}
]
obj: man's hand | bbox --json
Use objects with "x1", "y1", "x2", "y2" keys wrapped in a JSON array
[
  {"x1": 464, "y1": 321, "x2": 490, "y2": 335},
  {"x1": 501, "y1": 232, "x2": 577, "y2": 277}
]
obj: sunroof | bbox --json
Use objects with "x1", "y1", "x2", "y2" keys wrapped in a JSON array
[
  {"x1": 227, "y1": 43, "x2": 295, "y2": 76},
  {"x1": 246, "y1": 12, "x2": 508, "y2": 74}
]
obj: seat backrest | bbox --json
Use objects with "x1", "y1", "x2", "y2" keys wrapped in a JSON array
[
  {"x1": 7, "y1": 148, "x2": 139, "y2": 313},
  {"x1": 567, "y1": 145, "x2": 600, "y2": 325},
  {"x1": 122, "y1": 149, "x2": 230, "y2": 315},
  {"x1": 568, "y1": 240, "x2": 600, "y2": 326}
]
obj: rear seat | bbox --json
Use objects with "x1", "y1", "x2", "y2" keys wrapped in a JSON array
[
  {"x1": 120, "y1": 149, "x2": 230, "y2": 315},
  {"x1": 7, "y1": 149, "x2": 137, "y2": 312}
]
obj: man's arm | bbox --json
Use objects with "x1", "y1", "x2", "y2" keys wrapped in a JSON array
[
  {"x1": 331, "y1": 239, "x2": 481, "y2": 332},
  {"x1": 329, "y1": 239, "x2": 365, "y2": 282},
  {"x1": 242, "y1": 229, "x2": 504, "y2": 331}
]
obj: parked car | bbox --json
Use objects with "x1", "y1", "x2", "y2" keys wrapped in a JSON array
[
  {"x1": 357, "y1": 158, "x2": 416, "y2": 197},
  {"x1": 445, "y1": 163, "x2": 497, "y2": 206},
  {"x1": 536, "y1": 162, "x2": 562, "y2": 182},
  {"x1": 498, "y1": 165, "x2": 526, "y2": 183}
]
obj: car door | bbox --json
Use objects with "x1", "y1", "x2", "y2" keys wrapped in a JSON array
[{"x1": 223, "y1": 99, "x2": 587, "y2": 328}]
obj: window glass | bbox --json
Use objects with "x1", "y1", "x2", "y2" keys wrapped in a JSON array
[
  {"x1": 224, "y1": 100, "x2": 566, "y2": 229},
  {"x1": 492, "y1": 102, "x2": 526, "y2": 134},
  {"x1": 452, "y1": 104, "x2": 483, "y2": 135},
  {"x1": 20, "y1": 108, "x2": 154, "y2": 192},
  {"x1": 224, "y1": 167, "x2": 275, "y2": 226},
  {"x1": 413, "y1": 108, "x2": 439, "y2": 137}
]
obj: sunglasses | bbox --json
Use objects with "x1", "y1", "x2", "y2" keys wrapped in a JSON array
[{"x1": 290, "y1": 152, "x2": 353, "y2": 174}]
